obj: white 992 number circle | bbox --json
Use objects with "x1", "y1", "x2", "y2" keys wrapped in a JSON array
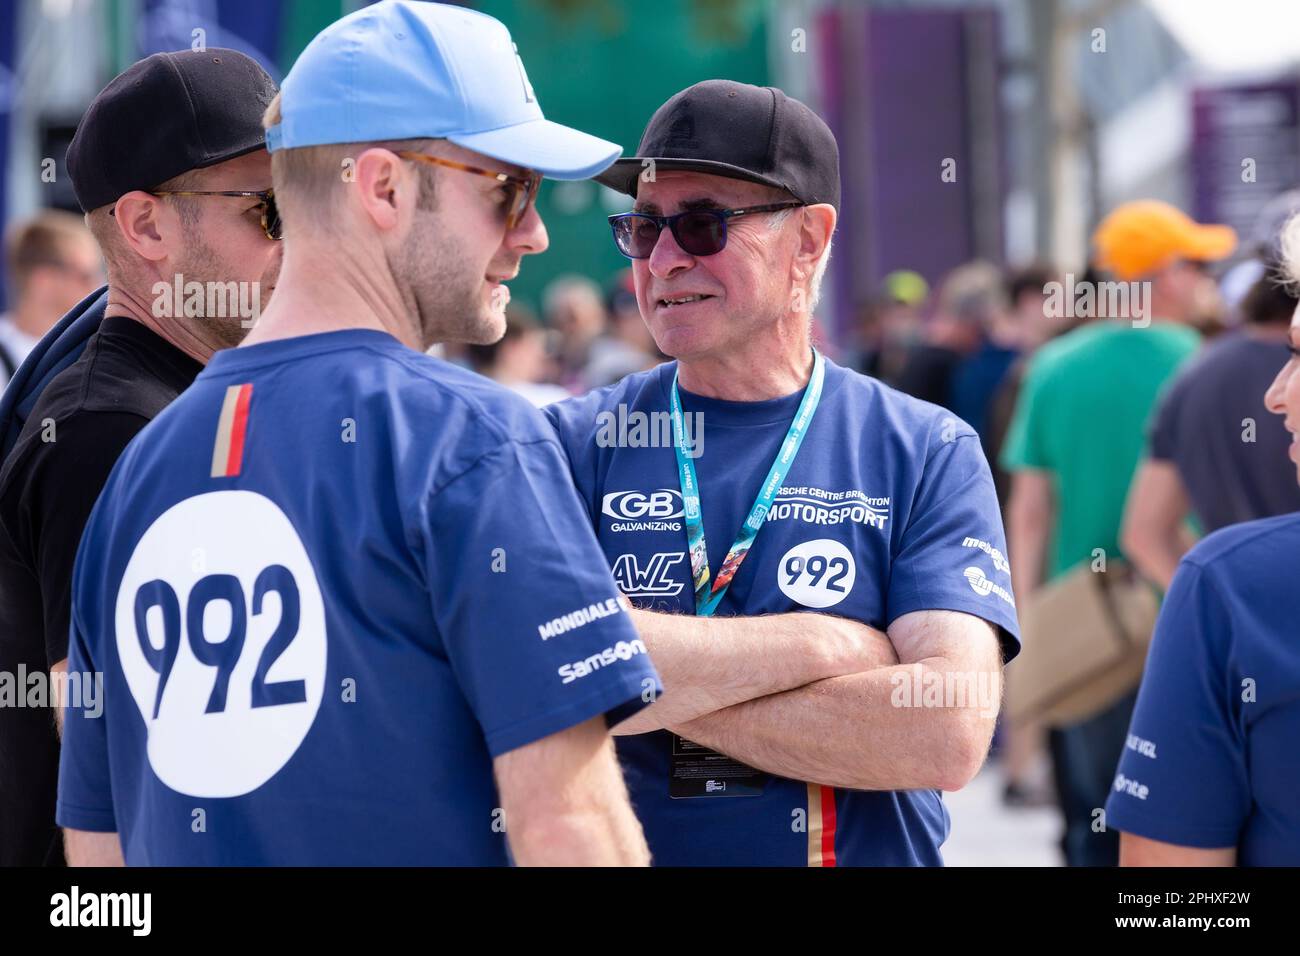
[
  {"x1": 776, "y1": 538, "x2": 856, "y2": 609},
  {"x1": 113, "y1": 490, "x2": 327, "y2": 798}
]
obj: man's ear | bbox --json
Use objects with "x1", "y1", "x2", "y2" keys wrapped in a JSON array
[
  {"x1": 352, "y1": 147, "x2": 407, "y2": 233},
  {"x1": 112, "y1": 191, "x2": 172, "y2": 263},
  {"x1": 792, "y1": 203, "x2": 836, "y2": 284}
]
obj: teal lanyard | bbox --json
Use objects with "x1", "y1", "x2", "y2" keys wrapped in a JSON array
[{"x1": 670, "y1": 349, "x2": 825, "y2": 617}]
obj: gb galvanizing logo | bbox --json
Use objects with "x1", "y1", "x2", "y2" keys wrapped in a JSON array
[
  {"x1": 559, "y1": 639, "x2": 648, "y2": 684},
  {"x1": 602, "y1": 489, "x2": 684, "y2": 533}
]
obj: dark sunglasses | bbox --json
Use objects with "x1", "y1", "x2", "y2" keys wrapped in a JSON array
[
  {"x1": 112, "y1": 189, "x2": 283, "y2": 241},
  {"x1": 397, "y1": 151, "x2": 541, "y2": 230},
  {"x1": 608, "y1": 202, "x2": 804, "y2": 259}
]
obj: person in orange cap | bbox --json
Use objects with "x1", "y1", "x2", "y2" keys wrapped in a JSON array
[
  {"x1": 1092, "y1": 199, "x2": 1236, "y2": 330},
  {"x1": 998, "y1": 199, "x2": 1234, "y2": 866}
]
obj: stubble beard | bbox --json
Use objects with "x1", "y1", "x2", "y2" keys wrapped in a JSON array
[
  {"x1": 174, "y1": 229, "x2": 262, "y2": 351},
  {"x1": 391, "y1": 207, "x2": 502, "y2": 351}
]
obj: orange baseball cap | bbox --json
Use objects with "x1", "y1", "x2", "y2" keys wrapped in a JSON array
[{"x1": 1092, "y1": 200, "x2": 1237, "y2": 281}]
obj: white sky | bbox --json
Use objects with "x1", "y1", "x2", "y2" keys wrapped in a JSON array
[{"x1": 1148, "y1": 0, "x2": 1300, "y2": 73}]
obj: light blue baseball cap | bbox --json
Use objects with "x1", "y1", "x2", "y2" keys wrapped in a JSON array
[{"x1": 266, "y1": 0, "x2": 619, "y2": 181}]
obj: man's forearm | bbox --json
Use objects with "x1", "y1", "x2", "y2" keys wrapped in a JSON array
[
  {"x1": 498, "y1": 720, "x2": 650, "y2": 866},
  {"x1": 1133, "y1": 523, "x2": 1196, "y2": 592},
  {"x1": 1127, "y1": 533, "x2": 1184, "y2": 592},
  {"x1": 1007, "y1": 477, "x2": 1052, "y2": 599},
  {"x1": 670, "y1": 659, "x2": 1001, "y2": 792},
  {"x1": 51, "y1": 658, "x2": 67, "y2": 736},
  {"x1": 1121, "y1": 460, "x2": 1195, "y2": 591},
  {"x1": 65, "y1": 829, "x2": 125, "y2": 866},
  {"x1": 1122, "y1": 508, "x2": 1180, "y2": 588},
  {"x1": 617, "y1": 607, "x2": 897, "y2": 734},
  {"x1": 508, "y1": 802, "x2": 649, "y2": 866}
]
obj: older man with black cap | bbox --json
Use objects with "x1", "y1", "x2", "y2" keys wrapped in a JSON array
[
  {"x1": 545, "y1": 80, "x2": 1021, "y2": 866},
  {"x1": 0, "y1": 48, "x2": 279, "y2": 867}
]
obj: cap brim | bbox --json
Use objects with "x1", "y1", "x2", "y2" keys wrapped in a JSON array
[
  {"x1": 194, "y1": 137, "x2": 269, "y2": 170},
  {"x1": 449, "y1": 119, "x2": 620, "y2": 181},
  {"x1": 594, "y1": 157, "x2": 789, "y2": 198},
  {"x1": 1184, "y1": 223, "x2": 1238, "y2": 263}
]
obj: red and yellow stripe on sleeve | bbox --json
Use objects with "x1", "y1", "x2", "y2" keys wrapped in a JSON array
[
  {"x1": 806, "y1": 783, "x2": 837, "y2": 866},
  {"x1": 211, "y1": 383, "x2": 253, "y2": 478}
]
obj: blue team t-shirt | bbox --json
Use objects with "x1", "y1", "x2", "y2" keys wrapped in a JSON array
[
  {"x1": 1105, "y1": 513, "x2": 1300, "y2": 865},
  {"x1": 57, "y1": 329, "x2": 659, "y2": 865},
  {"x1": 545, "y1": 357, "x2": 1021, "y2": 866}
]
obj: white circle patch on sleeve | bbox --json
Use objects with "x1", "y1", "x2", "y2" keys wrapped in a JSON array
[
  {"x1": 113, "y1": 490, "x2": 327, "y2": 798},
  {"x1": 776, "y1": 538, "x2": 856, "y2": 608}
]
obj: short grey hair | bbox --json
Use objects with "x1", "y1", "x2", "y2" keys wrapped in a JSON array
[
  {"x1": 1280, "y1": 212, "x2": 1300, "y2": 289},
  {"x1": 808, "y1": 236, "x2": 833, "y2": 311}
]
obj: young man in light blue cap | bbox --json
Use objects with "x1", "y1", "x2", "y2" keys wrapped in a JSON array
[{"x1": 58, "y1": 0, "x2": 659, "y2": 866}]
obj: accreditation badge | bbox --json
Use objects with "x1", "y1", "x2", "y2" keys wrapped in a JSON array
[{"x1": 669, "y1": 734, "x2": 769, "y2": 797}]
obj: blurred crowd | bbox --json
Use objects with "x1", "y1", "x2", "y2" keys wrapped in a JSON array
[{"x1": 0, "y1": 211, "x2": 103, "y2": 390}]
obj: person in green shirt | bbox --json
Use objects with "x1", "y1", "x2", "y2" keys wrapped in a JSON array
[
  {"x1": 1000, "y1": 199, "x2": 1235, "y2": 867},
  {"x1": 1003, "y1": 318, "x2": 1201, "y2": 580}
]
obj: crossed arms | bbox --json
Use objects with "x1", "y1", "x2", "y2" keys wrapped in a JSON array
[{"x1": 619, "y1": 605, "x2": 1005, "y2": 792}]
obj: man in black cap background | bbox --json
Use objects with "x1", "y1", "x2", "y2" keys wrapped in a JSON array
[
  {"x1": 0, "y1": 48, "x2": 280, "y2": 866},
  {"x1": 545, "y1": 80, "x2": 1020, "y2": 865}
]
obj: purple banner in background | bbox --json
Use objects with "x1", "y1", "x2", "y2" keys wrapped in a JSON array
[
  {"x1": 1191, "y1": 80, "x2": 1300, "y2": 242},
  {"x1": 814, "y1": 5, "x2": 1005, "y2": 329}
]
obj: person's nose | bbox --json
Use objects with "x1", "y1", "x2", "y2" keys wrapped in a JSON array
[
  {"x1": 506, "y1": 202, "x2": 548, "y2": 257},
  {"x1": 647, "y1": 221, "x2": 694, "y2": 280},
  {"x1": 1264, "y1": 360, "x2": 1292, "y2": 417}
]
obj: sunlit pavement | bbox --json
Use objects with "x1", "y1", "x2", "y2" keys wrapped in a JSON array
[{"x1": 941, "y1": 761, "x2": 1063, "y2": 866}]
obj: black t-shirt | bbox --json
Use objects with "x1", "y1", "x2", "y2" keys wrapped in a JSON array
[
  {"x1": 1149, "y1": 330, "x2": 1300, "y2": 531},
  {"x1": 0, "y1": 316, "x2": 201, "y2": 866},
  {"x1": 894, "y1": 343, "x2": 962, "y2": 409}
]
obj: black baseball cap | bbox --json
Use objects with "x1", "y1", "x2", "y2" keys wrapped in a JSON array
[
  {"x1": 595, "y1": 80, "x2": 840, "y2": 212},
  {"x1": 66, "y1": 49, "x2": 277, "y2": 213}
]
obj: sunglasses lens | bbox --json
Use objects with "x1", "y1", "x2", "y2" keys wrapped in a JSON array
[
  {"x1": 674, "y1": 211, "x2": 726, "y2": 256},
  {"x1": 265, "y1": 195, "x2": 283, "y2": 240},
  {"x1": 502, "y1": 178, "x2": 537, "y2": 229},
  {"x1": 501, "y1": 185, "x2": 520, "y2": 228},
  {"x1": 614, "y1": 214, "x2": 662, "y2": 258}
]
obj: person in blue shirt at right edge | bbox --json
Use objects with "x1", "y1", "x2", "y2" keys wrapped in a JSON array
[
  {"x1": 545, "y1": 81, "x2": 1022, "y2": 867},
  {"x1": 1106, "y1": 217, "x2": 1300, "y2": 866}
]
